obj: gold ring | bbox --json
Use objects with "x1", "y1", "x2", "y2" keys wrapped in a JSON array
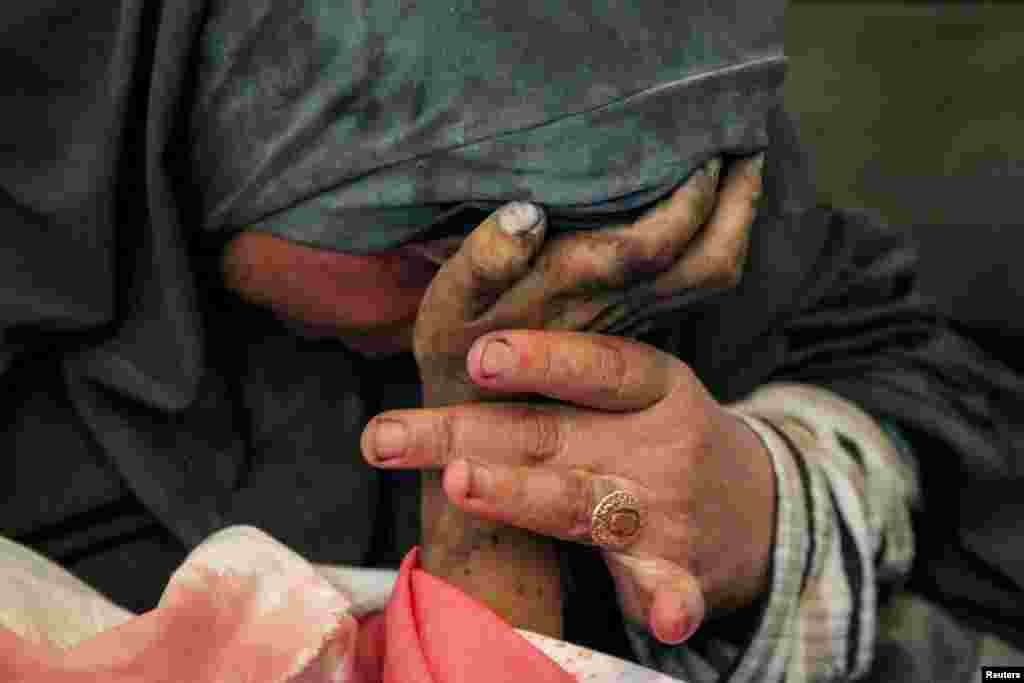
[{"x1": 590, "y1": 490, "x2": 645, "y2": 551}]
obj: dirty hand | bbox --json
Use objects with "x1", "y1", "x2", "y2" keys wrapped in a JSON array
[
  {"x1": 412, "y1": 154, "x2": 764, "y2": 407},
  {"x1": 370, "y1": 329, "x2": 775, "y2": 643},
  {"x1": 365, "y1": 154, "x2": 768, "y2": 643}
]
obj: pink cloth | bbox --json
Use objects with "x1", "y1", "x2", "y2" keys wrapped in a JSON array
[
  {"x1": 356, "y1": 549, "x2": 571, "y2": 683},
  {"x1": 0, "y1": 527, "x2": 573, "y2": 683}
]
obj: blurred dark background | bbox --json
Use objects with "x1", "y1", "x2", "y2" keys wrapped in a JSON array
[{"x1": 784, "y1": 2, "x2": 1023, "y2": 337}]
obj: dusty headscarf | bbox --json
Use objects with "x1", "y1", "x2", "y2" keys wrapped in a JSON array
[{"x1": 189, "y1": 0, "x2": 785, "y2": 253}]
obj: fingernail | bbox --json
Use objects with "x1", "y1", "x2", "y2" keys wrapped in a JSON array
[
  {"x1": 465, "y1": 460, "x2": 493, "y2": 499},
  {"x1": 701, "y1": 157, "x2": 722, "y2": 184},
  {"x1": 374, "y1": 420, "x2": 407, "y2": 461},
  {"x1": 480, "y1": 338, "x2": 516, "y2": 378},
  {"x1": 497, "y1": 202, "x2": 543, "y2": 236},
  {"x1": 747, "y1": 152, "x2": 766, "y2": 177},
  {"x1": 664, "y1": 614, "x2": 695, "y2": 645}
]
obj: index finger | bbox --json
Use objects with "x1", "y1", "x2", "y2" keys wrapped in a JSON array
[
  {"x1": 504, "y1": 157, "x2": 724, "y2": 299},
  {"x1": 590, "y1": 156, "x2": 723, "y2": 283},
  {"x1": 467, "y1": 329, "x2": 682, "y2": 412}
]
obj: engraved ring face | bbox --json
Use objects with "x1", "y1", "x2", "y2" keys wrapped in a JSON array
[{"x1": 590, "y1": 490, "x2": 645, "y2": 551}]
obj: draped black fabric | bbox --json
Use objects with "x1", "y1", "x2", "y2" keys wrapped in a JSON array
[{"x1": 2, "y1": 0, "x2": 1022, "y2": 661}]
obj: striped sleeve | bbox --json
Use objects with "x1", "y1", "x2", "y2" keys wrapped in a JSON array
[{"x1": 626, "y1": 383, "x2": 920, "y2": 682}]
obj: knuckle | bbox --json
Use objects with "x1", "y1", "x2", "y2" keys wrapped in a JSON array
[
  {"x1": 618, "y1": 236, "x2": 676, "y2": 281},
  {"x1": 436, "y1": 412, "x2": 461, "y2": 463},
  {"x1": 536, "y1": 243, "x2": 574, "y2": 292},
  {"x1": 565, "y1": 473, "x2": 596, "y2": 541},
  {"x1": 548, "y1": 237, "x2": 620, "y2": 291},
  {"x1": 590, "y1": 247, "x2": 628, "y2": 289},
  {"x1": 520, "y1": 406, "x2": 564, "y2": 464},
  {"x1": 552, "y1": 242, "x2": 597, "y2": 287},
  {"x1": 588, "y1": 340, "x2": 630, "y2": 402},
  {"x1": 547, "y1": 337, "x2": 629, "y2": 402},
  {"x1": 537, "y1": 336, "x2": 557, "y2": 383}
]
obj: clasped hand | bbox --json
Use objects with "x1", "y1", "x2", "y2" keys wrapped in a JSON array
[{"x1": 362, "y1": 155, "x2": 774, "y2": 645}]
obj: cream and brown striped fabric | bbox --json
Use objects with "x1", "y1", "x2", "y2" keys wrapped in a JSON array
[{"x1": 628, "y1": 384, "x2": 920, "y2": 682}]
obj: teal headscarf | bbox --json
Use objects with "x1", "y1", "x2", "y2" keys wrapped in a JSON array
[{"x1": 191, "y1": 0, "x2": 785, "y2": 254}]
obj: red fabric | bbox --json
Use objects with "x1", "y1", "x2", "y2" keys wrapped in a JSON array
[
  {"x1": 0, "y1": 535, "x2": 573, "y2": 683},
  {"x1": 368, "y1": 548, "x2": 572, "y2": 683}
]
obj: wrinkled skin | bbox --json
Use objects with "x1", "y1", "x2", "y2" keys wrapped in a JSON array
[
  {"x1": 402, "y1": 154, "x2": 771, "y2": 642},
  {"x1": 224, "y1": 155, "x2": 771, "y2": 644}
]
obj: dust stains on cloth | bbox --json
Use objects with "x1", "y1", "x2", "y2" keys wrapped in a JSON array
[{"x1": 190, "y1": 0, "x2": 785, "y2": 253}]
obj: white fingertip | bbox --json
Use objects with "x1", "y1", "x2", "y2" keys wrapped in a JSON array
[{"x1": 497, "y1": 201, "x2": 544, "y2": 236}]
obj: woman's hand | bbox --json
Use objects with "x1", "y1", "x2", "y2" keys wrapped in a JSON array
[
  {"x1": 384, "y1": 154, "x2": 765, "y2": 641},
  {"x1": 366, "y1": 330, "x2": 775, "y2": 644}
]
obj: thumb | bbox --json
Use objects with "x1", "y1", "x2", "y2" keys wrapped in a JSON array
[
  {"x1": 604, "y1": 552, "x2": 706, "y2": 645},
  {"x1": 419, "y1": 202, "x2": 547, "y2": 330}
]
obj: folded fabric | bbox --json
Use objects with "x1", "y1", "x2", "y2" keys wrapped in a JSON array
[
  {"x1": 0, "y1": 526, "x2": 678, "y2": 682},
  {"x1": 0, "y1": 526, "x2": 360, "y2": 682},
  {"x1": 355, "y1": 548, "x2": 571, "y2": 683}
]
